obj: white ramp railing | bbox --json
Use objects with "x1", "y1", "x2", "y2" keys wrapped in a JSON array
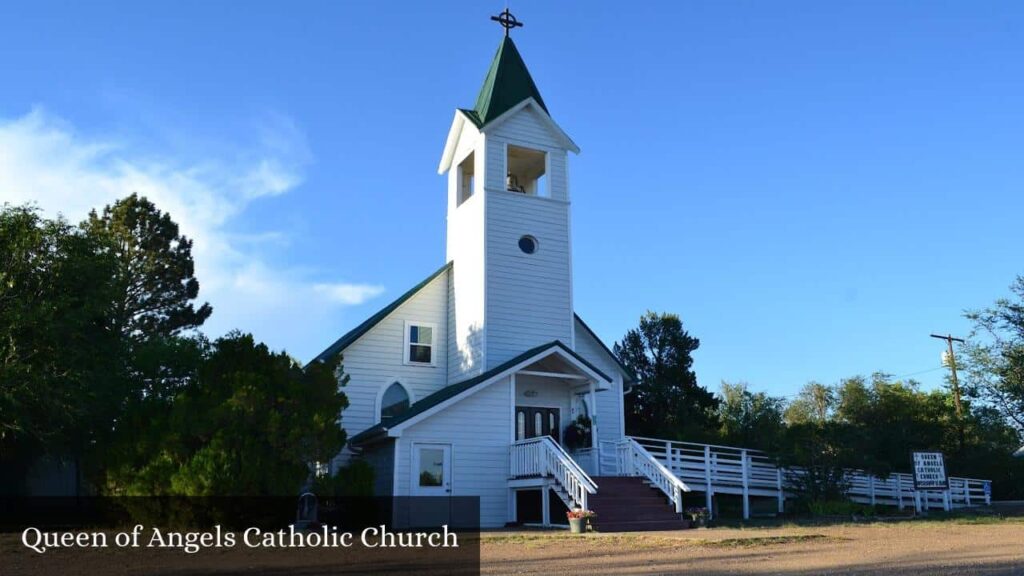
[
  {"x1": 510, "y1": 436, "x2": 598, "y2": 510},
  {"x1": 619, "y1": 436, "x2": 992, "y2": 519},
  {"x1": 605, "y1": 438, "x2": 690, "y2": 513}
]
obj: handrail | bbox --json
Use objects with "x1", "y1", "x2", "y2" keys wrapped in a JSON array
[
  {"x1": 628, "y1": 435, "x2": 771, "y2": 456},
  {"x1": 510, "y1": 436, "x2": 597, "y2": 510},
  {"x1": 618, "y1": 438, "x2": 689, "y2": 513},
  {"x1": 511, "y1": 436, "x2": 597, "y2": 491}
]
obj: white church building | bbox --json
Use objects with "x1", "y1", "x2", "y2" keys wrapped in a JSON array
[{"x1": 310, "y1": 18, "x2": 992, "y2": 530}]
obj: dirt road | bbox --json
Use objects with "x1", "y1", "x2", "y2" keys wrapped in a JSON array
[{"x1": 481, "y1": 520, "x2": 1024, "y2": 575}]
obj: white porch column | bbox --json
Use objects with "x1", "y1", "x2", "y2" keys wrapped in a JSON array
[
  {"x1": 776, "y1": 468, "x2": 784, "y2": 513},
  {"x1": 704, "y1": 446, "x2": 713, "y2": 518},
  {"x1": 508, "y1": 489, "x2": 517, "y2": 524},
  {"x1": 741, "y1": 450, "x2": 750, "y2": 520},
  {"x1": 589, "y1": 380, "x2": 598, "y2": 472},
  {"x1": 541, "y1": 484, "x2": 551, "y2": 526}
]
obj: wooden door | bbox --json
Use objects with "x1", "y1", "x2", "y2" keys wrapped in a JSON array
[{"x1": 515, "y1": 406, "x2": 561, "y2": 443}]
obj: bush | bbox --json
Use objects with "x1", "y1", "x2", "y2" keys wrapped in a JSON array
[
  {"x1": 807, "y1": 500, "x2": 877, "y2": 517},
  {"x1": 312, "y1": 459, "x2": 375, "y2": 498}
]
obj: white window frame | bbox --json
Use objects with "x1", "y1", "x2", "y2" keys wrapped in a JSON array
[
  {"x1": 375, "y1": 378, "x2": 415, "y2": 423},
  {"x1": 403, "y1": 320, "x2": 438, "y2": 366}
]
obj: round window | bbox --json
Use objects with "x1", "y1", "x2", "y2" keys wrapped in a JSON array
[{"x1": 518, "y1": 235, "x2": 538, "y2": 254}]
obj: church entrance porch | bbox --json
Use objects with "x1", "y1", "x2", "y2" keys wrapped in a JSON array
[{"x1": 510, "y1": 354, "x2": 601, "y2": 475}]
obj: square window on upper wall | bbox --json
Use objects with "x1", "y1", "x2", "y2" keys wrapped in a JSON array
[
  {"x1": 405, "y1": 321, "x2": 436, "y2": 365},
  {"x1": 506, "y1": 145, "x2": 547, "y2": 197},
  {"x1": 457, "y1": 152, "x2": 475, "y2": 206}
]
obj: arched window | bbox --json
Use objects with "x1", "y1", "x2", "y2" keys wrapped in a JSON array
[{"x1": 380, "y1": 381, "x2": 410, "y2": 423}]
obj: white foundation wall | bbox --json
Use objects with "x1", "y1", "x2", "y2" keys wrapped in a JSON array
[{"x1": 394, "y1": 376, "x2": 513, "y2": 528}]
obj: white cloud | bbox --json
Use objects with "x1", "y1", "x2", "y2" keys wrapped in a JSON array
[
  {"x1": 0, "y1": 107, "x2": 383, "y2": 355},
  {"x1": 313, "y1": 283, "x2": 386, "y2": 306}
]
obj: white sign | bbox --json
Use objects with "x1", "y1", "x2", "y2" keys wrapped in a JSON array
[{"x1": 912, "y1": 451, "x2": 948, "y2": 490}]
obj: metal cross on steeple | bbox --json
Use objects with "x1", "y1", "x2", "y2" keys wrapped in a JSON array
[{"x1": 490, "y1": 9, "x2": 523, "y2": 37}]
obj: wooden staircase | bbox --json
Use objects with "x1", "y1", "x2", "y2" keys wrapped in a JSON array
[{"x1": 589, "y1": 476, "x2": 690, "y2": 532}]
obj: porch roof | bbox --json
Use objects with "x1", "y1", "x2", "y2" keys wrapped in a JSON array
[{"x1": 348, "y1": 340, "x2": 611, "y2": 447}]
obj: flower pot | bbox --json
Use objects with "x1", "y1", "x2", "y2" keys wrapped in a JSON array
[{"x1": 569, "y1": 518, "x2": 584, "y2": 534}]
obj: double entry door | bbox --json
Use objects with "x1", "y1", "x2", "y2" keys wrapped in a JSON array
[{"x1": 515, "y1": 406, "x2": 560, "y2": 443}]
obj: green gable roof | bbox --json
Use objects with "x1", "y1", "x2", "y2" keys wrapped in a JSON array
[
  {"x1": 349, "y1": 340, "x2": 610, "y2": 446},
  {"x1": 307, "y1": 262, "x2": 452, "y2": 366},
  {"x1": 469, "y1": 36, "x2": 548, "y2": 127}
]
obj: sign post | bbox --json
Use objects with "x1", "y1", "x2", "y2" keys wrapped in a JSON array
[{"x1": 911, "y1": 451, "x2": 949, "y2": 514}]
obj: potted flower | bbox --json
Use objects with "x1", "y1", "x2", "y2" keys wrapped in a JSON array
[
  {"x1": 566, "y1": 508, "x2": 596, "y2": 534},
  {"x1": 563, "y1": 416, "x2": 592, "y2": 451},
  {"x1": 685, "y1": 507, "x2": 709, "y2": 528}
]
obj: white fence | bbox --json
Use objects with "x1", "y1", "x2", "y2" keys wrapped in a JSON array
[{"x1": 601, "y1": 436, "x2": 992, "y2": 519}]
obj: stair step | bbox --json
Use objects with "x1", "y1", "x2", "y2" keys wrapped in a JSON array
[{"x1": 587, "y1": 476, "x2": 689, "y2": 533}]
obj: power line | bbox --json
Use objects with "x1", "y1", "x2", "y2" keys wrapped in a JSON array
[{"x1": 893, "y1": 366, "x2": 946, "y2": 380}]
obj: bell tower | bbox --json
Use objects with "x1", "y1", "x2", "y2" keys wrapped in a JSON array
[{"x1": 438, "y1": 13, "x2": 580, "y2": 382}]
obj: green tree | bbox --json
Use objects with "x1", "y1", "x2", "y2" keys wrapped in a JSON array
[
  {"x1": 83, "y1": 193, "x2": 211, "y2": 343},
  {"x1": 83, "y1": 194, "x2": 213, "y2": 485},
  {"x1": 111, "y1": 333, "x2": 349, "y2": 496},
  {"x1": 614, "y1": 311, "x2": 718, "y2": 440},
  {"x1": 962, "y1": 276, "x2": 1024, "y2": 439},
  {"x1": 785, "y1": 381, "x2": 835, "y2": 425},
  {"x1": 717, "y1": 381, "x2": 786, "y2": 452},
  {"x1": 0, "y1": 205, "x2": 120, "y2": 492}
]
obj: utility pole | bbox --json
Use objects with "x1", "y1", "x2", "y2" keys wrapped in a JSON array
[{"x1": 931, "y1": 333, "x2": 965, "y2": 449}]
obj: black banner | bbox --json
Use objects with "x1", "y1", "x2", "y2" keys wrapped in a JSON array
[{"x1": 0, "y1": 496, "x2": 480, "y2": 575}]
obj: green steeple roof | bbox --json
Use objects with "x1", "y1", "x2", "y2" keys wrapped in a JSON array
[{"x1": 464, "y1": 36, "x2": 548, "y2": 128}]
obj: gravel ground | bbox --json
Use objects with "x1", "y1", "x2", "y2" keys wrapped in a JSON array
[{"x1": 481, "y1": 519, "x2": 1024, "y2": 575}]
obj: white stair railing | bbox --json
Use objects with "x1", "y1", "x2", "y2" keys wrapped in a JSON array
[
  {"x1": 510, "y1": 436, "x2": 598, "y2": 510},
  {"x1": 610, "y1": 438, "x2": 690, "y2": 513}
]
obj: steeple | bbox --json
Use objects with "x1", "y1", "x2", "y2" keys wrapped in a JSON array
[
  {"x1": 462, "y1": 36, "x2": 548, "y2": 128},
  {"x1": 438, "y1": 11, "x2": 580, "y2": 379}
]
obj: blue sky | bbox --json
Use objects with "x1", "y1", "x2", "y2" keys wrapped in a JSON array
[{"x1": 2, "y1": 1, "x2": 1022, "y2": 399}]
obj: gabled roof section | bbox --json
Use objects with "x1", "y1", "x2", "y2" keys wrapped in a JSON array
[
  {"x1": 349, "y1": 340, "x2": 610, "y2": 446},
  {"x1": 574, "y1": 313, "x2": 638, "y2": 385},
  {"x1": 472, "y1": 36, "x2": 548, "y2": 127},
  {"x1": 307, "y1": 262, "x2": 452, "y2": 366}
]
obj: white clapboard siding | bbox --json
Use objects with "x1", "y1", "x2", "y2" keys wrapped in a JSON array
[
  {"x1": 395, "y1": 377, "x2": 512, "y2": 528},
  {"x1": 573, "y1": 318, "x2": 626, "y2": 444},
  {"x1": 485, "y1": 190, "x2": 573, "y2": 368},
  {"x1": 446, "y1": 193, "x2": 487, "y2": 383},
  {"x1": 338, "y1": 271, "x2": 449, "y2": 442}
]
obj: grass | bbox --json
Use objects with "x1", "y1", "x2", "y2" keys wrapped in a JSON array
[
  {"x1": 695, "y1": 509, "x2": 1024, "y2": 530},
  {"x1": 696, "y1": 534, "x2": 838, "y2": 548}
]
